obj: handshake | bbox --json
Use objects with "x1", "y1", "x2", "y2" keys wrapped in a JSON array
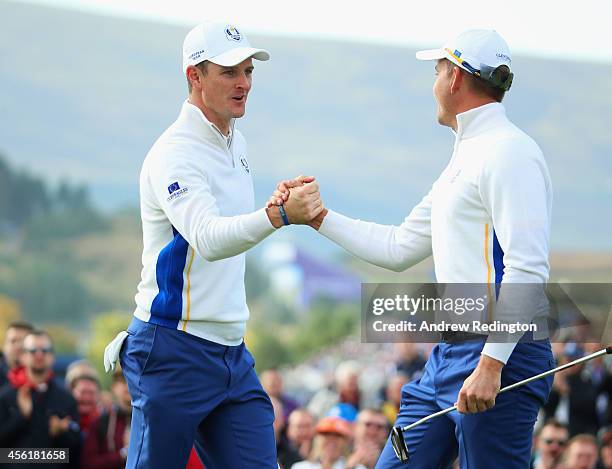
[{"x1": 265, "y1": 175, "x2": 328, "y2": 230}]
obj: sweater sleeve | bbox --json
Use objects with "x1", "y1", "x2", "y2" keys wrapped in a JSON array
[
  {"x1": 0, "y1": 389, "x2": 29, "y2": 446},
  {"x1": 478, "y1": 139, "x2": 552, "y2": 364},
  {"x1": 318, "y1": 191, "x2": 433, "y2": 272},
  {"x1": 146, "y1": 148, "x2": 276, "y2": 262}
]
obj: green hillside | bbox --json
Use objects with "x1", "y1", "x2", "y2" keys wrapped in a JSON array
[{"x1": 0, "y1": 1, "x2": 611, "y2": 251}]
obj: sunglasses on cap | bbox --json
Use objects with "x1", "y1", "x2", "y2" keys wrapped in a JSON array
[
  {"x1": 444, "y1": 48, "x2": 514, "y2": 92},
  {"x1": 24, "y1": 346, "x2": 53, "y2": 354}
]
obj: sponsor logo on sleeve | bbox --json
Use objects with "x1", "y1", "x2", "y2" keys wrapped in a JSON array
[{"x1": 167, "y1": 181, "x2": 188, "y2": 202}]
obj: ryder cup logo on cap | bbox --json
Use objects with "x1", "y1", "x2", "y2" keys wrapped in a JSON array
[
  {"x1": 225, "y1": 25, "x2": 241, "y2": 41},
  {"x1": 416, "y1": 29, "x2": 512, "y2": 75},
  {"x1": 182, "y1": 21, "x2": 270, "y2": 73}
]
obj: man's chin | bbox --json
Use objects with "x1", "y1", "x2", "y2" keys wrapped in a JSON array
[{"x1": 232, "y1": 108, "x2": 246, "y2": 119}]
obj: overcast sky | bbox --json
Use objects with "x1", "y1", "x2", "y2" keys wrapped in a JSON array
[{"x1": 18, "y1": 0, "x2": 612, "y2": 63}]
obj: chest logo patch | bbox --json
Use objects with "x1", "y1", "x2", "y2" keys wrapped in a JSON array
[{"x1": 239, "y1": 156, "x2": 250, "y2": 174}]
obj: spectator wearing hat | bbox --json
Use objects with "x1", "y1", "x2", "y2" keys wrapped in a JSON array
[
  {"x1": 287, "y1": 409, "x2": 316, "y2": 460},
  {"x1": 327, "y1": 403, "x2": 358, "y2": 423},
  {"x1": 291, "y1": 417, "x2": 366, "y2": 469}
]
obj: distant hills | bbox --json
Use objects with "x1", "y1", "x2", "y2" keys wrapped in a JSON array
[{"x1": 1, "y1": 1, "x2": 611, "y2": 251}]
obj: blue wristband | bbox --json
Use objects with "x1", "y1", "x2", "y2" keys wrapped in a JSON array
[{"x1": 278, "y1": 205, "x2": 290, "y2": 226}]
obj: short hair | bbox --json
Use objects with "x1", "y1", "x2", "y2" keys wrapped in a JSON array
[
  {"x1": 6, "y1": 321, "x2": 34, "y2": 333},
  {"x1": 288, "y1": 408, "x2": 314, "y2": 425},
  {"x1": 187, "y1": 61, "x2": 209, "y2": 94},
  {"x1": 335, "y1": 360, "x2": 361, "y2": 384},
  {"x1": 65, "y1": 359, "x2": 98, "y2": 388},
  {"x1": 443, "y1": 59, "x2": 508, "y2": 102},
  {"x1": 357, "y1": 408, "x2": 387, "y2": 422},
  {"x1": 536, "y1": 418, "x2": 568, "y2": 437},
  {"x1": 70, "y1": 374, "x2": 101, "y2": 391},
  {"x1": 24, "y1": 330, "x2": 53, "y2": 348},
  {"x1": 566, "y1": 434, "x2": 598, "y2": 451}
]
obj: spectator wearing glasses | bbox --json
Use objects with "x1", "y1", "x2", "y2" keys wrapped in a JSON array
[
  {"x1": 347, "y1": 409, "x2": 388, "y2": 469},
  {"x1": 0, "y1": 321, "x2": 34, "y2": 388},
  {"x1": 0, "y1": 330, "x2": 81, "y2": 468},
  {"x1": 532, "y1": 419, "x2": 569, "y2": 469}
]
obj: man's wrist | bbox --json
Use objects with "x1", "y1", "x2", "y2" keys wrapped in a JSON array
[
  {"x1": 265, "y1": 206, "x2": 284, "y2": 229},
  {"x1": 308, "y1": 208, "x2": 329, "y2": 231},
  {"x1": 477, "y1": 354, "x2": 504, "y2": 373}
]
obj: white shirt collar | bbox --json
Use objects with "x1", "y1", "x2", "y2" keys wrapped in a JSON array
[
  {"x1": 454, "y1": 102, "x2": 507, "y2": 139},
  {"x1": 180, "y1": 100, "x2": 235, "y2": 148}
]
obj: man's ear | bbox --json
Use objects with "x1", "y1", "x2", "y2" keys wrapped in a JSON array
[
  {"x1": 186, "y1": 65, "x2": 202, "y2": 91},
  {"x1": 450, "y1": 66, "x2": 463, "y2": 94}
]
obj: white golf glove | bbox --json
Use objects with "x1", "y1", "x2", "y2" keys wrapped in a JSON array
[{"x1": 103, "y1": 330, "x2": 129, "y2": 373}]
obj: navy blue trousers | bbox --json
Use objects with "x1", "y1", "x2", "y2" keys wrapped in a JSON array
[
  {"x1": 376, "y1": 340, "x2": 555, "y2": 468},
  {"x1": 119, "y1": 317, "x2": 276, "y2": 469}
]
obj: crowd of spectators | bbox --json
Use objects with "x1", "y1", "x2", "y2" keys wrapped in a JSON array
[{"x1": 1, "y1": 321, "x2": 611, "y2": 468}]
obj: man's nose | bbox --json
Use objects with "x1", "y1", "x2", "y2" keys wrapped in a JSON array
[{"x1": 236, "y1": 73, "x2": 251, "y2": 91}]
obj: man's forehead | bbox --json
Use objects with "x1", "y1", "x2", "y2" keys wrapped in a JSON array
[
  {"x1": 359, "y1": 411, "x2": 385, "y2": 423},
  {"x1": 7, "y1": 327, "x2": 29, "y2": 338},
  {"x1": 24, "y1": 334, "x2": 51, "y2": 346},
  {"x1": 542, "y1": 425, "x2": 567, "y2": 436}
]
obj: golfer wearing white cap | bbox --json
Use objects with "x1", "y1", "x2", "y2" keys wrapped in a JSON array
[
  {"x1": 272, "y1": 29, "x2": 554, "y2": 467},
  {"x1": 104, "y1": 21, "x2": 323, "y2": 469}
]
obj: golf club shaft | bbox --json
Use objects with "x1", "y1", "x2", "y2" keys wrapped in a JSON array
[{"x1": 402, "y1": 346, "x2": 611, "y2": 432}]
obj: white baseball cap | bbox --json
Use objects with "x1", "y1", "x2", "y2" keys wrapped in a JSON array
[
  {"x1": 416, "y1": 29, "x2": 513, "y2": 90},
  {"x1": 182, "y1": 21, "x2": 270, "y2": 74}
]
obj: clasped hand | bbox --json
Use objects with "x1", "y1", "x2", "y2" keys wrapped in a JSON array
[{"x1": 267, "y1": 175, "x2": 325, "y2": 226}]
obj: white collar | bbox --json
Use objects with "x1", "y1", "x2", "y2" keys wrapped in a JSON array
[
  {"x1": 179, "y1": 100, "x2": 235, "y2": 148},
  {"x1": 454, "y1": 102, "x2": 507, "y2": 139}
]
